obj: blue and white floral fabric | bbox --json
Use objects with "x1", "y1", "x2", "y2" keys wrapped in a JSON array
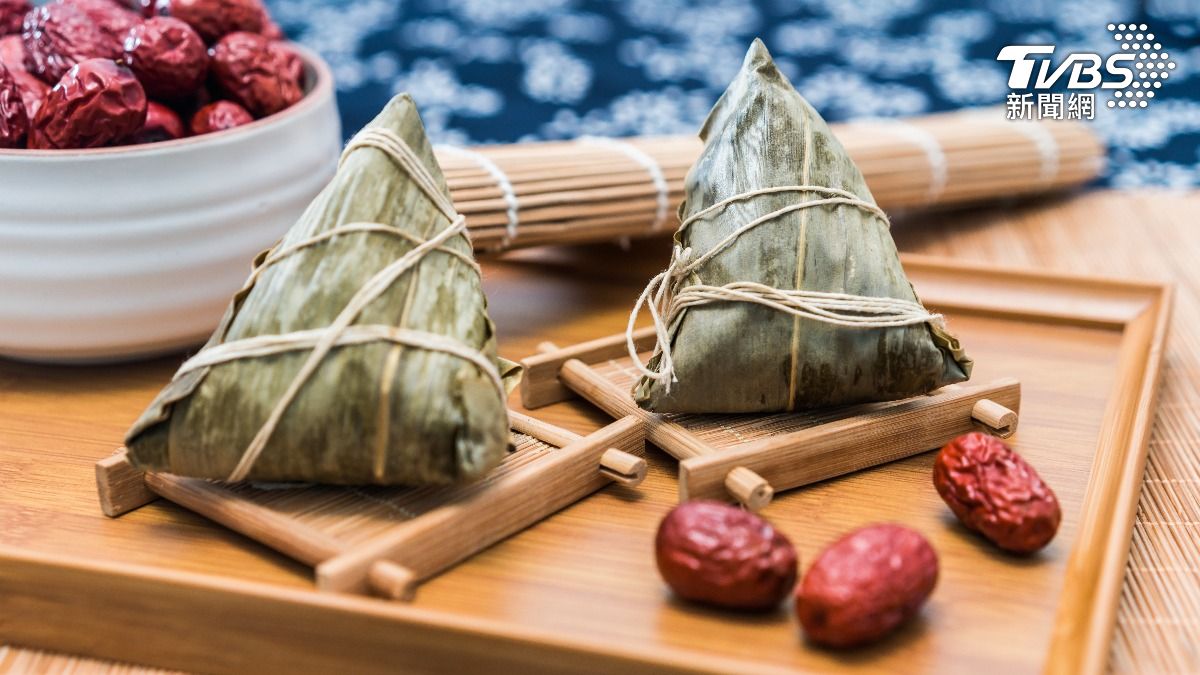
[{"x1": 267, "y1": 0, "x2": 1200, "y2": 188}]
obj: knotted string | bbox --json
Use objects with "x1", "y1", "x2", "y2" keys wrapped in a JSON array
[
  {"x1": 174, "y1": 128, "x2": 501, "y2": 482},
  {"x1": 626, "y1": 185, "x2": 942, "y2": 392}
]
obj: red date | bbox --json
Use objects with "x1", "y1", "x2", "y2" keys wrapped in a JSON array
[
  {"x1": 131, "y1": 99, "x2": 182, "y2": 143},
  {"x1": 796, "y1": 524, "x2": 938, "y2": 648},
  {"x1": 189, "y1": 99, "x2": 250, "y2": 134},
  {"x1": 0, "y1": 0, "x2": 30, "y2": 37},
  {"x1": 154, "y1": 0, "x2": 264, "y2": 43},
  {"x1": 22, "y1": 2, "x2": 119, "y2": 83},
  {"x1": 0, "y1": 34, "x2": 46, "y2": 116},
  {"x1": 260, "y1": 15, "x2": 282, "y2": 41},
  {"x1": 0, "y1": 62, "x2": 28, "y2": 147},
  {"x1": 209, "y1": 31, "x2": 302, "y2": 117},
  {"x1": 933, "y1": 432, "x2": 1061, "y2": 554},
  {"x1": 63, "y1": 0, "x2": 142, "y2": 52},
  {"x1": 123, "y1": 16, "x2": 206, "y2": 100},
  {"x1": 29, "y1": 57, "x2": 146, "y2": 149},
  {"x1": 655, "y1": 500, "x2": 798, "y2": 611}
]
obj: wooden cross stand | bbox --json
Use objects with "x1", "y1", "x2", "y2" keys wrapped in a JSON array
[
  {"x1": 95, "y1": 413, "x2": 645, "y2": 601},
  {"x1": 521, "y1": 328, "x2": 1020, "y2": 511}
]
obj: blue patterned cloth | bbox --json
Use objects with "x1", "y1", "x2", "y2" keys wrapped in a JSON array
[{"x1": 266, "y1": 0, "x2": 1200, "y2": 188}]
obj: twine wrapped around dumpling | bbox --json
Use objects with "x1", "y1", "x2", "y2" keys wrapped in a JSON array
[
  {"x1": 628, "y1": 40, "x2": 971, "y2": 414},
  {"x1": 125, "y1": 94, "x2": 520, "y2": 485}
]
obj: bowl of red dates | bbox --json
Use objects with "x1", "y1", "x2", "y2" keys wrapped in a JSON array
[{"x1": 0, "y1": 0, "x2": 341, "y2": 362}]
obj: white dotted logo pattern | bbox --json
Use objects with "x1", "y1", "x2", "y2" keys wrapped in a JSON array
[{"x1": 1107, "y1": 23, "x2": 1174, "y2": 109}]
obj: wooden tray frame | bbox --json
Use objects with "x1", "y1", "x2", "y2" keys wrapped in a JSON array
[
  {"x1": 93, "y1": 413, "x2": 646, "y2": 602},
  {"x1": 521, "y1": 334, "x2": 1021, "y2": 510},
  {"x1": 0, "y1": 256, "x2": 1171, "y2": 675}
]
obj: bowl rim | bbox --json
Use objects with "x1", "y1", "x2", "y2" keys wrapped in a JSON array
[{"x1": 0, "y1": 44, "x2": 336, "y2": 160}]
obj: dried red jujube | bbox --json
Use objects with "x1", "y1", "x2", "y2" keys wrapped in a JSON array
[
  {"x1": 132, "y1": 99, "x2": 183, "y2": 142},
  {"x1": 0, "y1": 34, "x2": 45, "y2": 115},
  {"x1": 0, "y1": 0, "x2": 30, "y2": 37},
  {"x1": 0, "y1": 28, "x2": 40, "y2": 128},
  {"x1": 655, "y1": 500, "x2": 798, "y2": 610},
  {"x1": 260, "y1": 16, "x2": 282, "y2": 41},
  {"x1": 796, "y1": 524, "x2": 938, "y2": 648},
  {"x1": 63, "y1": 0, "x2": 142, "y2": 51},
  {"x1": 189, "y1": 99, "x2": 249, "y2": 135},
  {"x1": 123, "y1": 16, "x2": 207, "y2": 100},
  {"x1": 209, "y1": 31, "x2": 302, "y2": 117},
  {"x1": 0, "y1": 63, "x2": 28, "y2": 147},
  {"x1": 22, "y1": 2, "x2": 119, "y2": 83},
  {"x1": 154, "y1": 0, "x2": 264, "y2": 43},
  {"x1": 30, "y1": 57, "x2": 146, "y2": 149},
  {"x1": 933, "y1": 432, "x2": 1061, "y2": 554}
]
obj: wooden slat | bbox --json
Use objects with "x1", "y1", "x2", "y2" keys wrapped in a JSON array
[
  {"x1": 677, "y1": 379, "x2": 1021, "y2": 501},
  {"x1": 316, "y1": 416, "x2": 645, "y2": 594}
]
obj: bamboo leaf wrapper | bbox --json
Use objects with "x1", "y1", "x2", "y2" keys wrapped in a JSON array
[
  {"x1": 633, "y1": 40, "x2": 972, "y2": 413},
  {"x1": 125, "y1": 94, "x2": 520, "y2": 485}
]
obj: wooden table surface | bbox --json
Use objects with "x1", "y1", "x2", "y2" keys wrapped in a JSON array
[{"x1": 1, "y1": 188, "x2": 1196, "y2": 673}]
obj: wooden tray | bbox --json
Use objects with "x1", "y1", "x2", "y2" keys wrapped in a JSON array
[
  {"x1": 0, "y1": 255, "x2": 1170, "y2": 675},
  {"x1": 94, "y1": 414, "x2": 645, "y2": 601}
]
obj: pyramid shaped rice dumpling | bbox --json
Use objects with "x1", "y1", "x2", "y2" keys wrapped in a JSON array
[
  {"x1": 126, "y1": 94, "x2": 520, "y2": 485},
  {"x1": 632, "y1": 40, "x2": 971, "y2": 413}
]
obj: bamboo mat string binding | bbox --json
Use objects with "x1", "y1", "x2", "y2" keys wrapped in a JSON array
[
  {"x1": 436, "y1": 144, "x2": 521, "y2": 244},
  {"x1": 174, "y1": 129, "x2": 504, "y2": 482},
  {"x1": 578, "y1": 135, "x2": 671, "y2": 231},
  {"x1": 627, "y1": 185, "x2": 941, "y2": 391},
  {"x1": 852, "y1": 118, "x2": 948, "y2": 204},
  {"x1": 1009, "y1": 121, "x2": 1060, "y2": 186}
]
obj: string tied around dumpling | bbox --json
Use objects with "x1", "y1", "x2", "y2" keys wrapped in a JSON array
[
  {"x1": 174, "y1": 127, "x2": 504, "y2": 483},
  {"x1": 626, "y1": 185, "x2": 944, "y2": 393}
]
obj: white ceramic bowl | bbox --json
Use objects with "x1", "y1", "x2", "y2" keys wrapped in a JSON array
[{"x1": 0, "y1": 46, "x2": 341, "y2": 363}]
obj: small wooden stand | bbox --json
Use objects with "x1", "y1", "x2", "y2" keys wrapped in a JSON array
[
  {"x1": 96, "y1": 413, "x2": 645, "y2": 601},
  {"x1": 521, "y1": 328, "x2": 1020, "y2": 511}
]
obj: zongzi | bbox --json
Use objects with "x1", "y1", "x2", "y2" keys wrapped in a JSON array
[
  {"x1": 628, "y1": 39, "x2": 971, "y2": 414},
  {"x1": 125, "y1": 94, "x2": 520, "y2": 485}
]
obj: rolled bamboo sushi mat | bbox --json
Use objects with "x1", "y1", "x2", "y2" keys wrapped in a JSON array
[
  {"x1": 894, "y1": 189, "x2": 1200, "y2": 674},
  {"x1": 436, "y1": 108, "x2": 1105, "y2": 253}
]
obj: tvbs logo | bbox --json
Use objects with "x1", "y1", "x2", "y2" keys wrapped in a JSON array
[{"x1": 997, "y1": 23, "x2": 1174, "y2": 113}]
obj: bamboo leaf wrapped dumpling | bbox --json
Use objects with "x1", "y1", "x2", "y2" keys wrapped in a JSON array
[
  {"x1": 125, "y1": 94, "x2": 520, "y2": 485},
  {"x1": 629, "y1": 40, "x2": 971, "y2": 413}
]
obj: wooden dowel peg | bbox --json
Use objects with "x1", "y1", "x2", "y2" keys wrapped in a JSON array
[
  {"x1": 367, "y1": 561, "x2": 418, "y2": 602},
  {"x1": 599, "y1": 448, "x2": 646, "y2": 486},
  {"x1": 723, "y1": 467, "x2": 774, "y2": 512},
  {"x1": 972, "y1": 398, "x2": 1018, "y2": 438},
  {"x1": 95, "y1": 449, "x2": 158, "y2": 517}
]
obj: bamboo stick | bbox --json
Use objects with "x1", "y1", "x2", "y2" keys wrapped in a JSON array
[{"x1": 438, "y1": 110, "x2": 1105, "y2": 253}]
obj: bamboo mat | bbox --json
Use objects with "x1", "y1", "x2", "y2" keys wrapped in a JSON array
[
  {"x1": 0, "y1": 646, "x2": 180, "y2": 674},
  {"x1": 893, "y1": 189, "x2": 1200, "y2": 674}
]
